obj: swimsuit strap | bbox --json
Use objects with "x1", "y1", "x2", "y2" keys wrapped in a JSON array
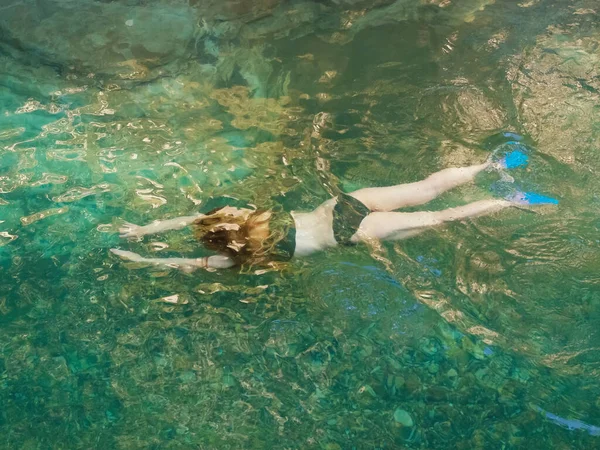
[
  {"x1": 273, "y1": 212, "x2": 296, "y2": 261},
  {"x1": 267, "y1": 207, "x2": 296, "y2": 261}
]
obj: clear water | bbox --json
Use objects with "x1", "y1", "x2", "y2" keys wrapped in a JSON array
[{"x1": 1, "y1": 0, "x2": 600, "y2": 448}]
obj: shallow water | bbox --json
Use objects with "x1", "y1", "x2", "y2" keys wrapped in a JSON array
[{"x1": 1, "y1": 0, "x2": 600, "y2": 448}]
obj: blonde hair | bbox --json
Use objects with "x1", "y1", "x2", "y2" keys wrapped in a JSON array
[{"x1": 192, "y1": 206, "x2": 274, "y2": 266}]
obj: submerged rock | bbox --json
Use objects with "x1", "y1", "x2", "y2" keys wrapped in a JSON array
[
  {"x1": 394, "y1": 408, "x2": 414, "y2": 427},
  {"x1": 0, "y1": 0, "x2": 197, "y2": 79}
]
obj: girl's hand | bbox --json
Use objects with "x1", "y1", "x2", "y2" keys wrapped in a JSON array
[
  {"x1": 119, "y1": 222, "x2": 146, "y2": 239},
  {"x1": 110, "y1": 249, "x2": 144, "y2": 262}
]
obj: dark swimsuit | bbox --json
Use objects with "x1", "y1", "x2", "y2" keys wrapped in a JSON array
[
  {"x1": 331, "y1": 193, "x2": 371, "y2": 245},
  {"x1": 200, "y1": 193, "x2": 370, "y2": 261},
  {"x1": 268, "y1": 206, "x2": 297, "y2": 261}
]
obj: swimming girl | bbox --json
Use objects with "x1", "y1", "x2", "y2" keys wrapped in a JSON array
[{"x1": 110, "y1": 144, "x2": 557, "y2": 272}]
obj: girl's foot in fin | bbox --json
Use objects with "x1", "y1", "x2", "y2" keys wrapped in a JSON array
[
  {"x1": 489, "y1": 143, "x2": 530, "y2": 170},
  {"x1": 484, "y1": 131, "x2": 530, "y2": 172},
  {"x1": 507, "y1": 191, "x2": 559, "y2": 206},
  {"x1": 498, "y1": 148, "x2": 529, "y2": 169}
]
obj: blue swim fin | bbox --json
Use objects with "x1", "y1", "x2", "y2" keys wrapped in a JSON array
[
  {"x1": 500, "y1": 149, "x2": 529, "y2": 169},
  {"x1": 492, "y1": 144, "x2": 530, "y2": 170},
  {"x1": 509, "y1": 191, "x2": 559, "y2": 205}
]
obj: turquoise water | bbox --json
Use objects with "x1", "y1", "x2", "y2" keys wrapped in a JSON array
[{"x1": 2, "y1": 0, "x2": 600, "y2": 448}]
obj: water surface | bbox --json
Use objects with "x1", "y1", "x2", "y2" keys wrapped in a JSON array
[{"x1": 1, "y1": 0, "x2": 600, "y2": 448}]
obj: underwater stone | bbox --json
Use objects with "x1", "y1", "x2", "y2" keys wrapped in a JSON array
[
  {"x1": 324, "y1": 444, "x2": 342, "y2": 450},
  {"x1": 419, "y1": 337, "x2": 439, "y2": 356},
  {"x1": 475, "y1": 368, "x2": 487, "y2": 381},
  {"x1": 387, "y1": 374, "x2": 405, "y2": 389},
  {"x1": 222, "y1": 373, "x2": 237, "y2": 387},
  {"x1": 404, "y1": 373, "x2": 421, "y2": 394},
  {"x1": 179, "y1": 371, "x2": 196, "y2": 383},
  {"x1": 387, "y1": 358, "x2": 402, "y2": 370},
  {"x1": 513, "y1": 367, "x2": 531, "y2": 383},
  {"x1": 394, "y1": 408, "x2": 414, "y2": 427},
  {"x1": 427, "y1": 362, "x2": 440, "y2": 375},
  {"x1": 395, "y1": 376, "x2": 405, "y2": 388},
  {"x1": 358, "y1": 344, "x2": 373, "y2": 359}
]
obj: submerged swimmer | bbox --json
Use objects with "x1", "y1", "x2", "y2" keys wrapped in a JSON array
[{"x1": 111, "y1": 145, "x2": 558, "y2": 271}]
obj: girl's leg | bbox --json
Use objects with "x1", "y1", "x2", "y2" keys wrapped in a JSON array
[
  {"x1": 352, "y1": 199, "x2": 512, "y2": 242},
  {"x1": 348, "y1": 162, "x2": 490, "y2": 211}
]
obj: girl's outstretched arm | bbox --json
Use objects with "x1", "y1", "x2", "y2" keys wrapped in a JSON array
[
  {"x1": 110, "y1": 249, "x2": 235, "y2": 271},
  {"x1": 119, "y1": 214, "x2": 204, "y2": 239}
]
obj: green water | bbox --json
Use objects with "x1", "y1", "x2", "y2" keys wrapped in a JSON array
[{"x1": 2, "y1": 0, "x2": 600, "y2": 448}]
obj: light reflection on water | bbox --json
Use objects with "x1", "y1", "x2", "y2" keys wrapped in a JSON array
[{"x1": 1, "y1": 0, "x2": 600, "y2": 447}]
